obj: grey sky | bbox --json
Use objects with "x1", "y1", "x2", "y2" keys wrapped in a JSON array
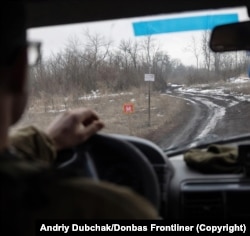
[{"x1": 28, "y1": 7, "x2": 248, "y2": 66}]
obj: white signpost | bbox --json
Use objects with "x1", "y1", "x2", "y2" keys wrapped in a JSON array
[
  {"x1": 144, "y1": 73, "x2": 155, "y2": 81},
  {"x1": 144, "y1": 73, "x2": 155, "y2": 126}
]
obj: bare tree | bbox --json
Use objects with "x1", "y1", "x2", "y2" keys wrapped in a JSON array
[
  {"x1": 201, "y1": 31, "x2": 212, "y2": 77},
  {"x1": 186, "y1": 36, "x2": 201, "y2": 69},
  {"x1": 78, "y1": 29, "x2": 113, "y2": 92},
  {"x1": 140, "y1": 36, "x2": 159, "y2": 70},
  {"x1": 83, "y1": 28, "x2": 112, "y2": 67}
]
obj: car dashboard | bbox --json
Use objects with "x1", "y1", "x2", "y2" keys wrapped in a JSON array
[
  {"x1": 113, "y1": 134, "x2": 250, "y2": 220},
  {"x1": 169, "y1": 156, "x2": 250, "y2": 219}
]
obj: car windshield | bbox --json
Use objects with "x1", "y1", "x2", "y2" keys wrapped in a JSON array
[{"x1": 14, "y1": 6, "x2": 250, "y2": 153}]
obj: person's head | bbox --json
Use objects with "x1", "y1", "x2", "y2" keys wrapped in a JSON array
[{"x1": 0, "y1": 2, "x2": 28, "y2": 125}]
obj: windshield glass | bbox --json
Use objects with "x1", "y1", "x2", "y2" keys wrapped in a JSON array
[{"x1": 13, "y1": 6, "x2": 250, "y2": 151}]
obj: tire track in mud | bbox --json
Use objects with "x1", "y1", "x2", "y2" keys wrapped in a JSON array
[{"x1": 158, "y1": 90, "x2": 243, "y2": 150}]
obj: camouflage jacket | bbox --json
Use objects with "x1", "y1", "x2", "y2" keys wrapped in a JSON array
[
  {"x1": 9, "y1": 125, "x2": 56, "y2": 164},
  {"x1": 0, "y1": 126, "x2": 159, "y2": 235}
]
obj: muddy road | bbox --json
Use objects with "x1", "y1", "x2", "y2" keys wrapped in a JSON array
[{"x1": 157, "y1": 88, "x2": 250, "y2": 150}]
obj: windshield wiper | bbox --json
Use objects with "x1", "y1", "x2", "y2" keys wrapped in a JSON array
[
  {"x1": 163, "y1": 134, "x2": 219, "y2": 152},
  {"x1": 164, "y1": 133, "x2": 250, "y2": 157}
]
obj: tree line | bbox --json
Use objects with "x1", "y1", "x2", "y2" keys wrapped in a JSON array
[{"x1": 28, "y1": 29, "x2": 250, "y2": 98}]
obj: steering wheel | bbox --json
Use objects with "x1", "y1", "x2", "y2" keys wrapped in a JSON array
[{"x1": 55, "y1": 133, "x2": 161, "y2": 211}]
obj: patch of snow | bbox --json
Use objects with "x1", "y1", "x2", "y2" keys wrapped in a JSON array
[
  {"x1": 193, "y1": 97, "x2": 226, "y2": 140},
  {"x1": 168, "y1": 83, "x2": 184, "y2": 87},
  {"x1": 78, "y1": 92, "x2": 133, "y2": 101},
  {"x1": 48, "y1": 109, "x2": 66, "y2": 113},
  {"x1": 228, "y1": 76, "x2": 250, "y2": 83},
  {"x1": 228, "y1": 100, "x2": 239, "y2": 107}
]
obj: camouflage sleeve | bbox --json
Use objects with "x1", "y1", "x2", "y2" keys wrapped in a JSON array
[{"x1": 9, "y1": 125, "x2": 56, "y2": 163}]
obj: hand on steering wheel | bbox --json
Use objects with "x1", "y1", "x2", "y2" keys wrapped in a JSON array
[{"x1": 55, "y1": 133, "x2": 161, "y2": 211}]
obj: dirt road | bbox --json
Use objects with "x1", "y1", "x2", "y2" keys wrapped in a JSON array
[{"x1": 156, "y1": 87, "x2": 250, "y2": 150}]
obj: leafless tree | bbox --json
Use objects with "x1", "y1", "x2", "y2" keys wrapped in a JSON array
[
  {"x1": 202, "y1": 31, "x2": 212, "y2": 75},
  {"x1": 186, "y1": 36, "x2": 201, "y2": 70}
]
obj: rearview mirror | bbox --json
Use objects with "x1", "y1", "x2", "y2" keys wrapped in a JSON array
[{"x1": 210, "y1": 21, "x2": 250, "y2": 52}]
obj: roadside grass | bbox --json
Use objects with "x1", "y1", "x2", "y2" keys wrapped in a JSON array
[
  {"x1": 11, "y1": 87, "x2": 186, "y2": 144},
  {"x1": 223, "y1": 81, "x2": 250, "y2": 95},
  {"x1": 11, "y1": 77, "x2": 250, "y2": 149},
  {"x1": 184, "y1": 78, "x2": 250, "y2": 95},
  {"x1": 11, "y1": 78, "x2": 250, "y2": 145}
]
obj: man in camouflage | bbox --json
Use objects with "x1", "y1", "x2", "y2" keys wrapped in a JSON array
[{"x1": 0, "y1": 2, "x2": 159, "y2": 235}]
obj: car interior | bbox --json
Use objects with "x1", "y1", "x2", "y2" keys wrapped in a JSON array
[{"x1": 16, "y1": 0, "x2": 250, "y2": 220}]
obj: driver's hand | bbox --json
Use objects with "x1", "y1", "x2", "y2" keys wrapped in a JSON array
[{"x1": 45, "y1": 108, "x2": 104, "y2": 151}]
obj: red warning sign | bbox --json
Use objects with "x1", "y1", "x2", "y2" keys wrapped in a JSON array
[{"x1": 123, "y1": 103, "x2": 134, "y2": 114}]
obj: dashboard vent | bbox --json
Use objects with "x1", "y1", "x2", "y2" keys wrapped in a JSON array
[
  {"x1": 226, "y1": 191, "x2": 250, "y2": 218},
  {"x1": 181, "y1": 191, "x2": 224, "y2": 219}
]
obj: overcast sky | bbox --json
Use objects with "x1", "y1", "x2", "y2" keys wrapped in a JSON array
[{"x1": 28, "y1": 7, "x2": 249, "y2": 66}]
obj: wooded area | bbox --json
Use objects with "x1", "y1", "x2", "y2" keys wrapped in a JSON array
[{"x1": 28, "y1": 30, "x2": 249, "y2": 99}]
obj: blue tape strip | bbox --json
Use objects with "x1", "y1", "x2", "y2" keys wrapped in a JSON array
[{"x1": 133, "y1": 13, "x2": 239, "y2": 36}]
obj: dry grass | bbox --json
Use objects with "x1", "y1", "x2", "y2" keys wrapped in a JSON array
[
  {"x1": 12, "y1": 79, "x2": 250, "y2": 144},
  {"x1": 11, "y1": 87, "x2": 186, "y2": 143},
  {"x1": 224, "y1": 81, "x2": 250, "y2": 95},
  {"x1": 192, "y1": 77, "x2": 250, "y2": 95}
]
